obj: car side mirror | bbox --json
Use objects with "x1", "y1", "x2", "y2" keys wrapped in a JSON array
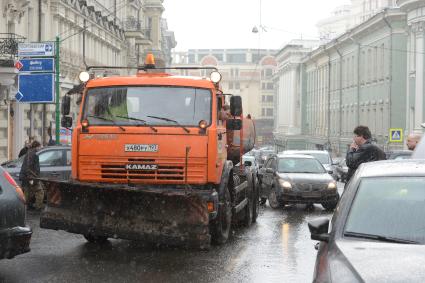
[
  {"x1": 61, "y1": 116, "x2": 73, "y2": 128},
  {"x1": 226, "y1": 119, "x2": 242, "y2": 130},
  {"x1": 244, "y1": 161, "x2": 252, "y2": 167},
  {"x1": 61, "y1": 95, "x2": 71, "y2": 116},
  {"x1": 230, "y1": 96, "x2": 242, "y2": 116},
  {"x1": 266, "y1": 168, "x2": 274, "y2": 174},
  {"x1": 308, "y1": 217, "x2": 330, "y2": 242}
]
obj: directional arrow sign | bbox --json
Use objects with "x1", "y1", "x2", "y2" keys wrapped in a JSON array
[
  {"x1": 17, "y1": 58, "x2": 55, "y2": 73},
  {"x1": 18, "y1": 42, "x2": 55, "y2": 57},
  {"x1": 16, "y1": 73, "x2": 55, "y2": 103}
]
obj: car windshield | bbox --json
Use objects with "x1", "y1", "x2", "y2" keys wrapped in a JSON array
[
  {"x1": 345, "y1": 177, "x2": 425, "y2": 244},
  {"x1": 83, "y1": 86, "x2": 212, "y2": 127},
  {"x1": 278, "y1": 158, "x2": 326, "y2": 174}
]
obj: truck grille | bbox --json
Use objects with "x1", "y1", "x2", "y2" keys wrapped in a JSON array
[{"x1": 79, "y1": 157, "x2": 207, "y2": 184}]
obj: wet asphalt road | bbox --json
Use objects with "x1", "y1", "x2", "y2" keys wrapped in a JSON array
[{"x1": 0, "y1": 184, "x2": 343, "y2": 283}]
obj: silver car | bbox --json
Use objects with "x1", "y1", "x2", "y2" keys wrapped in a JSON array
[
  {"x1": 309, "y1": 160, "x2": 425, "y2": 282},
  {"x1": 2, "y1": 146, "x2": 72, "y2": 184}
]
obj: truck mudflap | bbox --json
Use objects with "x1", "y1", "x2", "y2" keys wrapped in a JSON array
[{"x1": 39, "y1": 179, "x2": 212, "y2": 249}]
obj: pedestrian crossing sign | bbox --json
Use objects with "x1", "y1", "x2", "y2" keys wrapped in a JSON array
[{"x1": 389, "y1": 128, "x2": 403, "y2": 143}]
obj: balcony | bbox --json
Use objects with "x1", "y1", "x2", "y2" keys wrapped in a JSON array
[
  {"x1": 0, "y1": 33, "x2": 25, "y2": 59},
  {"x1": 123, "y1": 18, "x2": 152, "y2": 45}
]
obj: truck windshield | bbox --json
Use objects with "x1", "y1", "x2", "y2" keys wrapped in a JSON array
[{"x1": 82, "y1": 86, "x2": 212, "y2": 127}]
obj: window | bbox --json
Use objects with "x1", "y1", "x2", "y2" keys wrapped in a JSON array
[
  {"x1": 227, "y1": 54, "x2": 246, "y2": 63},
  {"x1": 267, "y1": 83, "x2": 274, "y2": 90},
  {"x1": 266, "y1": 108, "x2": 273, "y2": 117},
  {"x1": 83, "y1": 87, "x2": 212, "y2": 127},
  {"x1": 188, "y1": 54, "x2": 195, "y2": 63},
  {"x1": 39, "y1": 150, "x2": 64, "y2": 167},
  {"x1": 230, "y1": 68, "x2": 240, "y2": 78},
  {"x1": 235, "y1": 82, "x2": 240, "y2": 89},
  {"x1": 262, "y1": 95, "x2": 266, "y2": 102},
  {"x1": 267, "y1": 96, "x2": 273, "y2": 102},
  {"x1": 262, "y1": 108, "x2": 266, "y2": 116}
]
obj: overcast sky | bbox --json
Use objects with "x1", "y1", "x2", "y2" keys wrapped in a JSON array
[{"x1": 163, "y1": 0, "x2": 350, "y2": 51}]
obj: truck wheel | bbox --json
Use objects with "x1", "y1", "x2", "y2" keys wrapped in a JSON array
[
  {"x1": 83, "y1": 234, "x2": 108, "y2": 244},
  {"x1": 268, "y1": 187, "x2": 281, "y2": 209},
  {"x1": 252, "y1": 185, "x2": 259, "y2": 223},
  {"x1": 243, "y1": 189, "x2": 253, "y2": 227},
  {"x1": 211, "y1": 186, "x2": 232, "y2": 245}
]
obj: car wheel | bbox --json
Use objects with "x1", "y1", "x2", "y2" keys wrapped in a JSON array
[
  {"x1": 84, "y1": 234, "x2": 108, "y2": 244},
  {"x1": 322, "y1": 194, "x2": 340, "y2": 211},
  {"x1": 268, "y1": 187, "x2": 282, "y2": 209},
  {"x1": 260, "y1": 197, "x2": 267, "y2": 205}
]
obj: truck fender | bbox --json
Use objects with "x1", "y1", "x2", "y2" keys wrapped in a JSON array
[{"x1": 217, "y1": 161, "x2": 234, "y2": 202}]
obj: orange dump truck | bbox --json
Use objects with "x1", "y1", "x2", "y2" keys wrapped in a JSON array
[{"x1": 40, "y1": 56, "x2": 259, "y2": 248}]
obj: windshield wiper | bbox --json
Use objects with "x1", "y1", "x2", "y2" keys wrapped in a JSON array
[
  {"x1": 116, "y1": 115, "x2": 158, "y2": 133},
  {"x1": 344, "y1": 231, "x2": 419, "y2": 244},
  {"x1": 147, "y1": 115, "x2": 190, "y2": 133},
  {"x1": 87, "y1": 115, "x2": 125, "y2": 132}
]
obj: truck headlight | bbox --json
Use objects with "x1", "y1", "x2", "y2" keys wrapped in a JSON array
[
  {"x1": 279, "y1": 179, "x2": 292, "y2": 189},
  {"x1": 328, "y1": 182, "x2": 337, "y2": 189}
]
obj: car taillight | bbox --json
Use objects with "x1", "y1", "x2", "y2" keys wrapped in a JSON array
[{"x1": 3, "y1": 171, "x2": 26, "y2": 203}]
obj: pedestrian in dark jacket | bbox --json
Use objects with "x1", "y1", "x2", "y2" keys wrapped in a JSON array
[
  {"x1": 346, "y1": 126, "x2": 386, "y2": 183},
  {"x1": 19, "y1": 140, "x2": 44, "y2": 210}
]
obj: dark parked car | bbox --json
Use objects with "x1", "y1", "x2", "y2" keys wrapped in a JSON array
[
  {"x1": 1, "y1": 146, "x2": 72, "y2": 184},
  {"x1": 335, "y1": 158, "x2": 348, "y2": 182},
  {"x1": 0, "y1": 166, "x2": 32, "y2": 259},
  {"x1": 309, "y1": 160, "x2": 425, "y2": 283},
  {"x1": 258, "y1": 154, "x2": 338, "y2": 210},
  {"x1": 386, "y1": 150, "x2": 412, "y2": 160}
]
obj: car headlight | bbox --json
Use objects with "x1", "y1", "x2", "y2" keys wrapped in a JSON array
[
  {"x1": 279, "y1": 179, "x2": 292, "y2": 189},
  {"x1": 328, "y1": 182, "x2": 337, "y2": 189}
]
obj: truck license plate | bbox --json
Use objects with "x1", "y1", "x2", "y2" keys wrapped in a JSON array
[{"x1": 125, "y1": 144, "x2": 159, "y2": 152}]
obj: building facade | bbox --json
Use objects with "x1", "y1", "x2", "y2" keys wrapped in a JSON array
[
  {"x1": 275, "y1": 9, "x2": 409, "y2": 155},
  {"x1": 397, "y1": 0, "x2": 425, "y2": 133},
  {"x1": 273, "y1": 40, "x2": 319, "y2": 149},
  {"x1": 0, "y1": 0, "x2": 175, "y2": 162},
  {"x1": 318, "y1": 0, "x2": 398, "y2": 42},
  {"x1": 172, "y1": 49, "x2": 277, "y2": 145}
]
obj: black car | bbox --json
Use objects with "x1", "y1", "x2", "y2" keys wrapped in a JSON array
[
  {"x1": 2, "y1": 145, "x2": 72, "y2": 184},
  {"x1": 258, "y1": 154, "x2": 338, "y2": 210},
  {"x1": 385, "y1": 150, "x2": 412, "y2": 160},
  {"x1": 0, "y1": 166, "x2": 32, "y2": 259},
  {"x1": 309, "y1": 160, "x2": 425, "y2": 282},
  {"x1": 335, "y1": 158, "x2": 348, "y2": 182}
]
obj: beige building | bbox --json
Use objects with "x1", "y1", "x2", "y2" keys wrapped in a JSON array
[
  {"x1": 0, "y1": 0, "x2": 175, "y2": 162},
  {"x1": 172, "y1": 49, "x2": 277, "y2": 145}
]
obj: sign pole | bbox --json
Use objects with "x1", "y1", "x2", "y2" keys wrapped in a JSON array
[{"x1": 55, "y1": 36, "x2": 60, "y2": 144}]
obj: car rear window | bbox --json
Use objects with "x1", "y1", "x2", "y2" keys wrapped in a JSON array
[{"x1": 345, "y1": 177, "x2": 425, "y2": 244}]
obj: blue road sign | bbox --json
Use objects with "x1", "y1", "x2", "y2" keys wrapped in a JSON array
[
  {"x1": 16, "y1": 73, "x2": 55, "y2": 103},
  {"x1": 18, "y1": 58, "x2": 54, "y2": 73}
]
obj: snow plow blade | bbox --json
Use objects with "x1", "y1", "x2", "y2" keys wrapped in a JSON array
[{"x1": 39, "y1": 179, "x2": 211, "y2": 248}]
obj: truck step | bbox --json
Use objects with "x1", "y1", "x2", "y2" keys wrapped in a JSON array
[{"x1": 233, "y1": 197, "x2": 248, "y2": 214}]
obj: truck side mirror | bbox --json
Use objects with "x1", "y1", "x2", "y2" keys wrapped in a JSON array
[
  {"x1": 226, "y1": 119, "x2": 242, "y2": 130},
  {"x1": 230, "y1": 96, "x2": 242, "y2": 116},
  {"x1": 61, "y1": 116, "x2": 73, "y2": 128},
  {"x1": 61, "y1": 95, "x2": 71, "y2": 116}
]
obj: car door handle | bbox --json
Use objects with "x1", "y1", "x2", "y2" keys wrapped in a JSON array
[{"x1": 49, "y1": 172, "x2": 60, "y2": 177}]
